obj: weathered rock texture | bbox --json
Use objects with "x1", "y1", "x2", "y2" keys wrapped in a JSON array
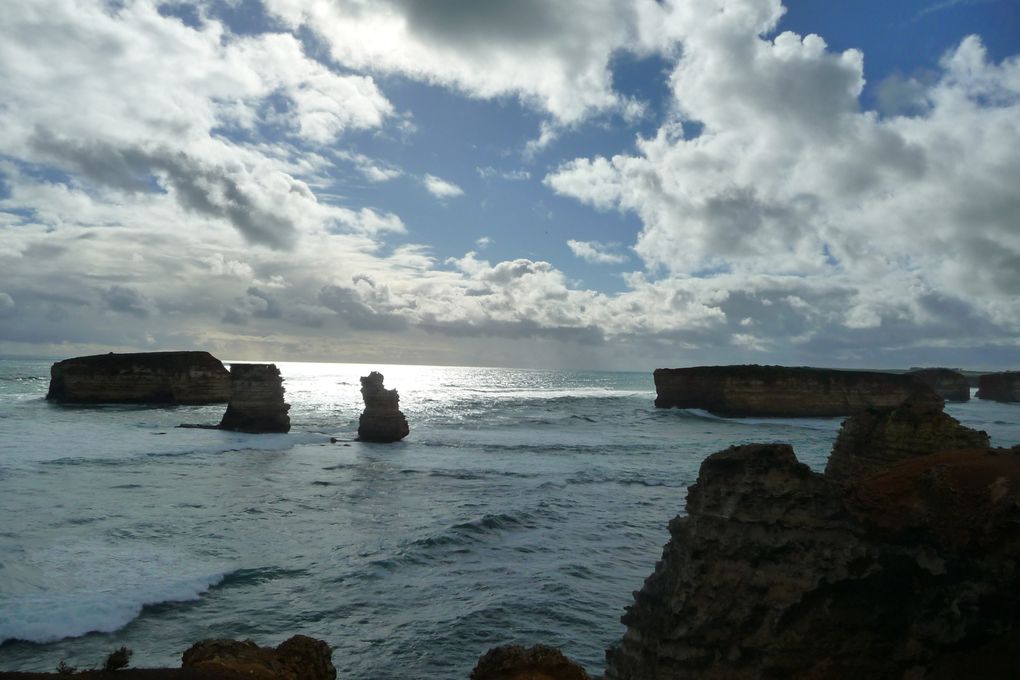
[
  {"x1": 826, "y1": 394, "x2": 990, "y2": 483},
  {"x1": 906, "y1": 367, "x2": 971, "y2": 401},
  {"x1": 470, "y1": 645, "x2": 590, "y2": 680},
  {"x1": 181, "y1": 635, "x2": 335, "y2": 680},
  {"x1": 218, "y1": 363, "x2": 290, "y2": 433},
  {"x1": 653, "y1": 365, "x2": 934, "y2": 417},
  {"x1": 605, "y1": 401, "x2": 1020, "y2": 679},
  {"x1": 357, "y1": 371, "x2": 409, "y2": 442},
  {"x1": 976, "y1": 371, "x2": 1020, "y2": 402},
  {"x1": 46, "y1": 351, "x2": 229, "y2": 404}
]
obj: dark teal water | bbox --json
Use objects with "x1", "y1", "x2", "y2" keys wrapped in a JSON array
[{"x1": 1, "y1": 360, "x2": 1017, "y2": 677}]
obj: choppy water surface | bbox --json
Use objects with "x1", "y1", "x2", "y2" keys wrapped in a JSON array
[{"x1": 1, "y1": 360, "x2": 1017, "y2": 676}]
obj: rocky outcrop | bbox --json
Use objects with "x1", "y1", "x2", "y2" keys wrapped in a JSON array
[
  {"x1": 218, "y1": 364, "x2": 290, "y2": 433},
  {"x1": 470, "y1": 645, "x2": 590, "y2": 680},
  {"x1": 976, "y1": 371, "x2": 1020, "y2": 402},
  {"x1": 181, "y1": 635, "x2": 335, "y2": 680},
  {"x1": 826, "y1": 393, "x2": 990, "y2": 483},
  {"x1": 357, "y1": 371, "x2": 409, "y2": 442},
  {"x1": 46, "y1": 351, "x2": 229, "y2": 404},
  {"x1": 653, "y1": 365, "x2": 934, "y2": 417},
  {"x1": 906, "y1": 367, "x2": 971, "y2": 401},
  {"x1": 605, "y1": 400, "x2": 1020, "y2": 679}
]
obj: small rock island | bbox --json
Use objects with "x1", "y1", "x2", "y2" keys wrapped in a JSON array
[
  {"x1": 357, "y1": 371, "x2": 409, "y2": 442},
  {"x1": 976, "y1": 371, "x2": 1020, "y2": 402},
  {"x1": 906, "y1": 367, "x2": 971, "y2": 401},
  {"x1": 46, "y1": 351, "x2": 230, "y2": 404},
  {"x1": 653, "y1": 364, "x2": 934, "y2": 417},
  {"x1": 218, "y1": 363, "x2": 291, "y2": 433}
]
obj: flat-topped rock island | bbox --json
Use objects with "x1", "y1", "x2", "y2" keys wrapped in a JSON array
[{"x1": 654, "y1": 364, "x2": 935, "y2": 417}]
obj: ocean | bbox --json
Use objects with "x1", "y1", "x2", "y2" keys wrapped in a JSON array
[{"x1": 1, "y1": 359, "x2": 1018, "y2": 677}]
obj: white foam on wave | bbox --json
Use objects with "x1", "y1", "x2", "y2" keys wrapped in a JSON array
[
  {"x1": 678, "y1": 409, "x2": 843, "y2": 432},
  {"x1": 0, "y1": 539, "x2": 230, "y2": 644}
]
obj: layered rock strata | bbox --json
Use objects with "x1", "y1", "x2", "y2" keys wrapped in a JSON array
[
  {"x1": 605, "y1": 402, "x2": 1020, "y2": 679},
  {"x1": 470, "y1": 644, "x2": 590, "y2": 680},
  {"x1": 357, "y1": 371, "x2": 409, "y2": 442},
  {"x1": 46, "y1": 351, "x2": 229, "y2": 404},
  {"x1": 218, "y1": 363, "x2": 290, "y2": 433},
  {"x1": 653, "y1": 365, "x2": 934, "y2": 417},
  {"x1": 906, "y1": 367, "x2": 971, "y2": 401},
  {"x1": 181, "y1": 635, "x2": 335, "y2": 680},
  {"x1": 976, "y1": 371, "x2": 1020, "y2": 402}
]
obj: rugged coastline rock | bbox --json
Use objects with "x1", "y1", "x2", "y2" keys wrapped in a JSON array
[
  {"x1": 604, "y1": 400, "x2": 1020, "y2": 679},
  {"x1": 470, "y1": 644, "x2": 590, "y2": 680},
  {"x1": 906, "y1": 367, "x2": 971, "y2": 401},
  {"x1": 976, "y1": 371, "x2": 1020, "y2": 402},
  {"x1": 182, "y1": 635, "x2": 334, "y2": 680},
  {"x1": 46, "y1": 351, "x2": 229, "y2": 404},
  {"x1": 653, "y1": 364, "x2": 934, "y2": 417},
  {"x1": 357, "y1": 371, "x2": 409, "y2": 442},
  {"x1": 217, "y1": 363, "x2": 290, "y2": 433}
]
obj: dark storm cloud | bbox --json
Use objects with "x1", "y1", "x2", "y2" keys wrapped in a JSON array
[
  {"x1": 102, "y1": 285, "x2": 152, "y2": 317},
  {"x1": 319, "y1": 284, "x2": 408, "y2": 331}
]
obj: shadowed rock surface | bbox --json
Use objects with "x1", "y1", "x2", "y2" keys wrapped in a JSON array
[
  {"x1": 906, "y1": 367, "x2": 970, "y2": 401},
  {"x1": 976, "y1": 371, "x2": 1020, "y2": 402},
  {"x1": 46, "y1": 351, "x2": 229, "y2": 404},
  {"x1": 218, "y1": 363, "x2": 290, "y2": 433},
  {"x1": 605, "y1": 399, "x2": 1020, "y2": 679},
  {"x1": 653, "y1": 365, "x2": 934, "y2": 417},
  {"x1": 470, "y1": 645, "x2": 590, "y2": 680},
  {"x1": 181, "y1": 636, "x2": 334, "y2": 680},
  {"x1": 357, "y1": 371, "x2": 409, "y2": 442}
]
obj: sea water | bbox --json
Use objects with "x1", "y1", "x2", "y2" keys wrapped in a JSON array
[{"x1": 1, "y1": 359, "x2": 1018, "y2": 677}]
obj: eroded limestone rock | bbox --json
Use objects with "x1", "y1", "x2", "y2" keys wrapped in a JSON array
[
  {"x1": 470, "y1": 644, "x2": 590, "y2": 680},
  {"x1": 357, "y1": 371, "x2": 409, "y2": 442},
  {"x1": 218, "y1": 363, "x2": 290, "y2": 433},
  {"x1": 181, "y1": 635, "x2": 335, "y2": 680},
  {"x1": 976, "y1": 371, "x2": 1020, "y2": 402},
  {"x1": 906, "y1": 367, "x2": 971, "y2": 401}
]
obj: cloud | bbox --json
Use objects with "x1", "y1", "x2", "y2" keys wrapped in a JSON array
[
  {"x1": 567, "y1": 239, "x2": 627, "y2": 264},
  {"x1": 423, "y1": 174, "x2": 465, "y2": 199},
  {"x1": 0, "y1": 292, "x2": 14, "y2": 318},
  {"x1": 476, "y1": 167, "x2": 531, "y2": 181},
  {"x1": 102, "y1": 285, "x2": 154, "y2": 318}
]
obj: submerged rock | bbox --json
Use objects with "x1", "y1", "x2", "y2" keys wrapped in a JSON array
[
  {"x1": 45, "y1": 351, "x2": 229, "y2": 404},
  {"x1": 906, "y1": 367, "x2": 971, "y2": 401},
  {"x1": 181, "y1": 635, "x2": 334, "y2": 680},
  {"x1": 470, "y1": 644, "x2": 590, "y2": 680},
  {"x1": 357, "y1": 371, "x2": 409, "y2": 442},
  {"x1": 976, "y1": 371, "x2": 1020, "y2": 402},
  {"x1": 605, "y1": 399, "x2": 1020, "y2": 679},
  {"x1": 218, "y1": 363, "x2": 290, "y2": 433},
  {"x1": 653, "y1": 364, "x2": 934, "y2": 417}
]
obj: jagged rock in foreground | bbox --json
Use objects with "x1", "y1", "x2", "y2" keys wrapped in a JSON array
[
  {"x1": 218, "y1": 363, "x2": 290, "y2": 433},
  {"x1": 46, "y1": 351, "x2": 229, "y2": 404},
  {"x1": 181, "y1": 635, "x2": 334, "y2": 680},
  {"x1": 470, "y1": 644, "x2": 590, "y2": 680},
  {"x1": 976, "y1": 370, "x2": 1020, "y2": 402},
  {"x1": 826, "y1": 393, "x2": 990, "y2": 483},
  {"x1": 653, "y1": 365, "x2": 934, "y2": 417},
  {"x1": 605, "y1": 401, "x2": 1020, "y2": 679},
  {"x1": 906, "y1": 367, "x2": 971, "y2": 401},
  {"x1": 357, "y1": 371, "x2": 409, "y2": 442}
]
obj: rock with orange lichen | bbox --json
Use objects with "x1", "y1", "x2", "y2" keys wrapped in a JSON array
[
  {"x1": 180, "y1": 635, "x2": 334, "y2": 680},
  {"x1": 470, "y1": 645, "x2": 590, "y2": 680}
]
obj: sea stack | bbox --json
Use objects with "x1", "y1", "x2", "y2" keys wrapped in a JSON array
[
  {"x1": 653, "y1": 364, "x2": 935, "y2": 417},
  {"x1": 906, "y1": 367, "x2": 971, "y2": 401},
  {"x1": 976, "y1": 371, "x2": 1020, "y2": 402},
  {"x1": 604, "y1": 400, "x2": 1020, "y2": 679},
  {"x1": 46, "y1": 351, "x2": 230, "y2": 404},
  {"x1": 357, "y1": 371, "x2": 409, "y2": 442},
  {"x1": 218, "y1": 363, "x2": 290, "y2": 433}
]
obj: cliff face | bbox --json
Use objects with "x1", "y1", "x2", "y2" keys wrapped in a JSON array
[
  {"x1": 218, "y1": 364, "x2": 290, "y2": 433},
  {"x1": 976, "y1": 371, "x2": 1020, "y2": 402},
  {"x1": 357, "y1": 371, "x2": 409, "y2": 442},
  {"x1": 46, "y1": 351, "x2": 229, "y2": 404},
  {"x1": 605, "y1": 401, "x2": 1020, "y2": 679},
  {"x1": 906, "y1": 368, "x2": 970, "y2": 401},
  {"x1": 653, "y1": 365, "x2": 933, "y2": 417}
]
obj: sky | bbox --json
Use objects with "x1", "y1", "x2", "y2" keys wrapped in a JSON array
[{"x1": 1, "y1": 0, "x2": 1018, "y2": 370}]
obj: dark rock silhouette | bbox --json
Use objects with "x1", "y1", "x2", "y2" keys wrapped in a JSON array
[
  {"x1": 46, "y1": 351, "x2": 229, "y2": 404},
  {"x1": 218, "y1": 364, "x2": 290, "y2": 433},
  {"x1": 976, "y1": 371, "x2": 1020, "y2": 402},
  {"x1": 604, "y1": 399, "x2": 1020, "y2": 679},
  {"x1": 907, "y1": 367, "x2": 970, "y2": 401},
  {"x1": 653, "y1": 364, "x2": 935, "y2": 417},
  {"x1": 470, "y1": 644, "x2": 590, "y2": 680},
  {"x1": 181, "y1": 635, "x2": 334, "y2": 680},
  {"x1": 357, "y1": 371, "x2": 409, "y2": 442}
]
